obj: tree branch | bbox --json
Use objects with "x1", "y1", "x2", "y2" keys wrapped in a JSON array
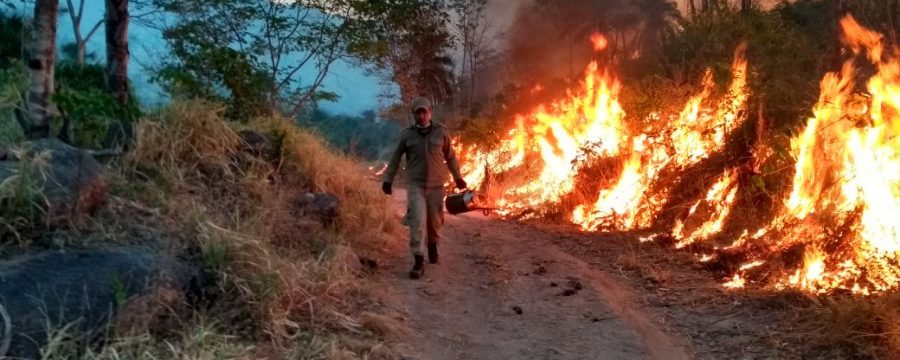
[{"x1": 84, "y1": 18, "x2": 103, "y2": 42}]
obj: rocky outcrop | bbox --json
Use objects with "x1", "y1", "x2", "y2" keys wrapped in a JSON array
[
  {"x1": 289, "y1": 192, "x2": 340, "y2": 226},
  {"x1": 0, "y1": 139, "x2": 107, "y2": 227},
  {"x1": 0, "y1": 249, "x2": 199, "y2": 359}
]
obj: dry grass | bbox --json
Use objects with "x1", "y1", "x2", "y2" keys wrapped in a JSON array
[
  {"x1": 37, "y1": 100, "x2": 406, "y2": 358},
  {"x1": 798, "y1": 292, "x2": 900, "y2": 359}
]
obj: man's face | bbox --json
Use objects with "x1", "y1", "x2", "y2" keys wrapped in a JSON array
[{"x1": 414, "y1": 108, "x2": 432, "y2": 127}]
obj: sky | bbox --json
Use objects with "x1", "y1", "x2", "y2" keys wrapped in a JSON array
[{"x1": 46, "y1": 1, "x2": 384, "y2": 115}]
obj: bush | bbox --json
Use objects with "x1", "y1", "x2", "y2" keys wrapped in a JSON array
[
  {"x1": 656, "y1": 8, "x2": 828, "y2": 128},
  {"x1": 0, "y1": 60, "x2": 25, "y2": 146},
  {"x1": 54, "y1": 61, "x2": 141, "y2": 149}
]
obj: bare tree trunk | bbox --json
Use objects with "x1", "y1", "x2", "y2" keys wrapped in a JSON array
[
  {"x1": 26, "y1": 0, "x2": 59, "y2": 139},
  {"x1": 105, "y1": 0, "x2": 129, "y2": 106},
  {"x1": 688, "y1": 0, "x2": 696, "y2": 17},
  {"x1": 66, "y1": 0, "x2": 102, "y2": 67},
  {"x1": 741, "y1": 0, "x2": 753, "y2": 12}
]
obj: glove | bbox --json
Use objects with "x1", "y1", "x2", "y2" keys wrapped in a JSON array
[
  {"x1": 382, "y1": 182, "x2": 392, "y2": 195},
  {"x1": 455, "y1": 178, "x2": 467, "y2": 190}
]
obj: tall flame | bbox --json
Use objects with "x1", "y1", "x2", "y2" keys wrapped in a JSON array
[
  {"x1": 573, "y1": 44, "x2": 749, "y2": 231},
  {"x1": 734, "y1": 16, "x2": 900, "y2": 294}
]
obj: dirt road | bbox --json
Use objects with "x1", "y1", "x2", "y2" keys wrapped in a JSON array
[{"x1": 377, "y1": 190, "x2": 691, "y2": 360}]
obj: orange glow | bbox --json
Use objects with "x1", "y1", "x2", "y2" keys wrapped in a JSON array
[{"x1": 590, "y1": 33, "x2": 608, "y2": 52}]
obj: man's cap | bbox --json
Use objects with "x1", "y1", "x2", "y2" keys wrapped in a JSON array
[{"x1": 411, "y1": 97, "x2": 432, "y2": 112}]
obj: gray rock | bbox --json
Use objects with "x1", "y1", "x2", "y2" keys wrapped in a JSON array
[
  {"x1": 0, "y1": 139, "x2": 108, "y2": 227},
  {"x1": 0, "y1": 249, "x2": 198, "y2": 359},
  {"x1": 290, "y1": 192, "x2": 340, "y2": 226}
]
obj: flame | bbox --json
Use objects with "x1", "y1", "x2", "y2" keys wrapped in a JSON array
[
  {"x1": 374, "y1": 163, "x2": 388, "y2": 177},
  {"x1": 591, "y1": 33, "x2": 608, "y2": 52},
  {"x1": 727, "y1": 16, "x2": 900, "y2": 294},
  {"x1": 672, "y1": 169, "x2": 740, "y2": 249},
  {"x1": 459, "y1": 59, "x2": 628, "y2": 215},
  {"x1": 573, "y1": 45, "x2": 749, "y2": 231},
  {"x1": 457, "y1": 16, "x2": 900, "y2": 295},
  {"x1": 723, "y1": 274, "x2": 746, "y2": 289}
]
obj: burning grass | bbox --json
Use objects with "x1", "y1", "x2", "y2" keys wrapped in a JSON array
[
  {"x1": 456, "y1": 16, "x2": 900, "y2": 356},
  {"x1": 459, "y1": 16, "x2": 900, "y2": 296},
  {"x1": 45, "y1": 99, "x2": 405, "y2": 358}
]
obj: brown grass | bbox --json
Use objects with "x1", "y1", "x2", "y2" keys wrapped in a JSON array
[
  {"x1": 800, "y1": 292, "x2": 900, "y2": 359},
  {"x1": 37, "y1": 100, "x2": 405, "y2": 358}
]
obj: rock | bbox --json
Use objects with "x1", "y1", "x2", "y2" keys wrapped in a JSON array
[
  {"x1": 567, "y1": 279, "x2": 583, "y2": 291},
  {"x1": 289, "y1": 192, "x2": 340, "y2": 226},
  {"x1": 512, "y1": 306, "x2": 523, "y2": 315},
  {"x1": 0, "y1": 249, "x2": 199, "y2": 359},
  {"x1": 238, "y1": 130, "x2": 278, "y2": 161},
  {"x1": 0, "y1": 139, "x2": 108, "y2": 227}
]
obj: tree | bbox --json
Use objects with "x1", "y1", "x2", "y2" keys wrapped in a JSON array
[
  {"x1": 360, "y1": 0, "x2": 455, "y2": 104},
  {"x1": 63, "y1": 0, "x2": 103, "y2": 67},
  {"x1": 25, "y1": 0, "x2": 59, "y2": 139},
  {"x1": 105, "y1": 0, "x2": 128, "y2": 106},
  {"x1": 146, "y1": 0, "x2": 378, "y2": 118},
  {"x1": 450, "y1": 0, "x2": 491, "y2": 109}
]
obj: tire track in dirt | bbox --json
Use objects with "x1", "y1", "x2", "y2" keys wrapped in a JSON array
[{"x1": 378, "y1": 190, "x2": 691, "y2": 360}]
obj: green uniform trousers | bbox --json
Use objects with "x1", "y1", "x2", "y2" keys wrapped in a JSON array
[{"x1": 406, "y1": 186, "x2": 445, "y2": 256}]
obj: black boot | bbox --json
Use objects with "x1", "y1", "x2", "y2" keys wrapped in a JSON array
[
  {"x1": 427, "y1": 242, "x2": 439, "y2": 264},
  {"x1": 409, "y1": 255, "x2": 425, "y2": 279}
]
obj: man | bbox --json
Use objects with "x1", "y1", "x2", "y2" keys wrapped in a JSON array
[{"x1": 382, "y1": 97, "x2": 467, "y2": 279}]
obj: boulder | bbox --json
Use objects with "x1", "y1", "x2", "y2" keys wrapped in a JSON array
[
  {"x1": 289, "y1": 192, "x2": 340, "y2": 226},
  {"x1": 0, "y1": 139, "x2": 108, "y2": 227},
  {"x1": 0, "y1": 249, "x2": 199, "y2": 359}
]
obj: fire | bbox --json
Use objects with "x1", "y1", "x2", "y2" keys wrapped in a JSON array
[
  {"x1": 460, "y1": 35, "x2": 748, "y2": 229},
  {"x1": 459, "y1": 59, "x2": 628, "y2": 215},
  {"x1": 456, "y1": 15, "x2": 900, "y2": 294},
  {"x1": 590, "y1": 33, "x2": 608, "y2": 52},
  {"x1": 672, "y1": 169, "x2": 740, "y2": 249},
  {"x1": 723, "y1": 274, "x2": 746, "y2": 289},
  {"x1": 374, "y1": 163, "x2": 388, "y2": 177},
  {"x1": 573, "y1": 45, "x2": 748, "y2": 231},
  {"x1": 741, "y1": 16, "x2": 900, "y2": 294}
]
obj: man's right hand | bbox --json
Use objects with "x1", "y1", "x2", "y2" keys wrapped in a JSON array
[{"x1": 382, "y1": 182, "x2": 392, "y2": 195}]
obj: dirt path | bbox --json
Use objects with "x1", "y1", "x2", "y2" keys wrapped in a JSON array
[{"x1": 376, "y1": 190, "x2": 691, "y2": 360}]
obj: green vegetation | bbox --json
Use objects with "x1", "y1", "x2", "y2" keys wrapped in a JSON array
[{"x1": 297, "y1": 109, "x2": 401, "y2": 161}]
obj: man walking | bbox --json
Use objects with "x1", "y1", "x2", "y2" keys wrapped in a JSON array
[{"x1": 382, "y1": 97, "x2": 467, "y2": 279}]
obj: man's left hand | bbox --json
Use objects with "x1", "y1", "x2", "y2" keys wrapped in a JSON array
[{"x1": 455, "y1": 178, "x2": 467, "y2": 190}]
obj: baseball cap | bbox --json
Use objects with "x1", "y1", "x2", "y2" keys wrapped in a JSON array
[{"x1": 411, "y1": 97, "x2": 432, "y2": 112}]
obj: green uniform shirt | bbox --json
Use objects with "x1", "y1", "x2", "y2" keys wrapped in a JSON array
[{"x1": 383, "y1": 122, "x2": 463, "y2": 188}]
